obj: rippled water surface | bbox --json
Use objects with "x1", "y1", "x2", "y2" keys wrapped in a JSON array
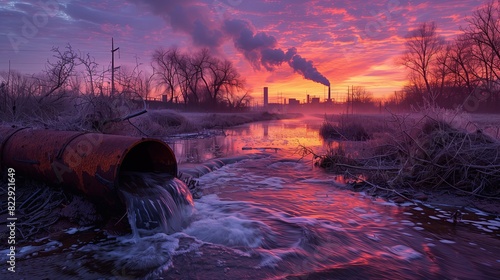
[{"x1": 5, "y1": 116, "x2": 500, "y2": 279}]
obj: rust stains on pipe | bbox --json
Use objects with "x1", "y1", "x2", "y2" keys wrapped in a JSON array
[{"x1": 0, "y1": 126, "x2": 177, "y2": 207}]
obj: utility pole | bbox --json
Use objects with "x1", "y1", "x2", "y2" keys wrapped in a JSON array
[
  {"x1": 111, "y1": 38, "x2": 120, "y2": 96},
  {"x1": 4, "y1": 60, "x2": 10, "y2": 110},
  {"x1": 351, "y1": 85, "x2": 354, "y2": 114},
  {"x1": 345, "y1": 86, "x2": 350, "y2": 115}
]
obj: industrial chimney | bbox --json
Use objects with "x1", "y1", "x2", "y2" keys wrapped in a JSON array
[
  {"x1": 263, "y1": 87, "x2": 269, "y2": 107},
  {"x1": 328, "y1": 86, "x2": 331, "y2": 102}
]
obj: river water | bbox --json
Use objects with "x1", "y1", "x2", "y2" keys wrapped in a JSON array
[{"x1": 4, "y1": 116, "x2": 500, "y2": 279}]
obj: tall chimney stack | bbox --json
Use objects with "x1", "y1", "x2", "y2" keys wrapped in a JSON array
[
  {"x1": 263, "y1": 87, "x2": 269, "y2": 107},
  {"x1": 328, "y1": 86, "x2": 331, "y2": 102}
]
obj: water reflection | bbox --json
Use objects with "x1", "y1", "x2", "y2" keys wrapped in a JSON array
[
  {"x1": 168, "y1": 118, "x2": 325, "y2": 164},
  {"x1": 165, "y1": 115, "x2": 500, "y2": 279},
  {"x1": 8, "y1": 116, "x2": 500, "y2": 279},
  {"x1": 194, "y1": 154, "x2": 500, "y2": 279}
]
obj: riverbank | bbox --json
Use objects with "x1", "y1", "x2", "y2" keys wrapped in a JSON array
[
  {"x1": 2, "y1": 114, "x2": 500, "y2": 279},
  {"x1": 311, "y1": 109, "x2": 500, "y2": 215},
  {"x1": 0, "y1": 111, "x2": 300, "y2": 245},
  {"x1": 0, "y1": 109, "x2": 301, "y2": 137},
  {"x1": 107, "y1": 110, "x2": 302, "y2": 137}
]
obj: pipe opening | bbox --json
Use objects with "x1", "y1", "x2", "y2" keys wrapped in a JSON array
[{"x1": 119, "y1": 140, "x2": 177, "y2": 178}]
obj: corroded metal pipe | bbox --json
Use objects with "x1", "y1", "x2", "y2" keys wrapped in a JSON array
[{"x1": 0, "y1": 126, "x2": 177, "y2": 207}]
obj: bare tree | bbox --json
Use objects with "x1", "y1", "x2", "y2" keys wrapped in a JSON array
[
  {"x1": 463, "y1": 1, "x2": 500, "y2": 97},
  {"x1": 225, "y1": 90, "x2": 251, "y2": 109},
  {"x1": 199, "y1": 53, "x2": 245, "y2": 105},
  {"x1": 351, "y1": 86, "x2": 373, "y2": 104},
  {"x1": 0, "y1": 70, "x2": 36, "y2": 120},
  {"x1": 152, "y1": 48, "x2": 180, "y2": 103},
  {"x1": 443, "y1": 36, "x2": 479, "y2": 93},
  {"x1": 189, "y1": 49, "x2": 213, "y2": 104},
  {"x1": 401, "y1": 22, "x2": 445, "y2": 105},
  {"x1": 172, "y1": 54, "x2": 189, "y2": 104},
  {"x1": 79, "y1": 52, "x2": 99, "y2": 96},
  {"x1": 39, "y1": 44, "x2": 79, "y2": 100},
  {"x1": 151, "y1": 47, "x2": 247, "y2": 108}
]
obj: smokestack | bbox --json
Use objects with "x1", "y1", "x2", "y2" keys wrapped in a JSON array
[
  {"x1": 328, "y1": 86, "x2": 331, "y2": 102},
  {"x1": 307, "y1": 94, "x2": 310, "y2": 104},
  {"x1": 263, "y1": 87, "x2": 269, "y2": 107}
]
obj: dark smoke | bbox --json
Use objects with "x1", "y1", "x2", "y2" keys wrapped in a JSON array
[
  {"x1": 260, "y1": 48, "x2": 287, "y2": 70},
  {"x1": 129, "y1": 0, "x2": 225, "y2": 48},
  {"x1": 130, "y1": 0, "x2": 330, "y2": 86},
  {"x1": 223, "y1": 19, "x2": 278, "y2": 69},
  {"x1": 287, "y1": 48, "x2": 331, "y2": 87}
]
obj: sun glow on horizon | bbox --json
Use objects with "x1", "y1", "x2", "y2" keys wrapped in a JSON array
[{"x1": 0, "y1": 0, "x2": 486, "y2": 104}]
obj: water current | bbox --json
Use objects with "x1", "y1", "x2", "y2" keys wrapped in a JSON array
[{"x1": 2, "y1": 116, "x2": 500, "y2": 279}]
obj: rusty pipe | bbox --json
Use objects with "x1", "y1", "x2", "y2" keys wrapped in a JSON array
[{"x1": 0, "y1": 126, "x2": 177, "y2": 207}]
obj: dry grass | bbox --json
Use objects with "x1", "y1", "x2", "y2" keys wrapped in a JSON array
[
  {"x1": 113, "y1": 111, "x2": 298, "y2": 137},
  {"x1": 305, "y1": 110, "x2": 500, "y2": 199},
  {"x1": 320, "y1": 121, "x2": 370, "y2": 141},
  {"x1": 0, "y1": 179, "x2": 68, "y2": 239},
  {"x1": 1, "y1": 90, "x2": 298, "y2": 138}
]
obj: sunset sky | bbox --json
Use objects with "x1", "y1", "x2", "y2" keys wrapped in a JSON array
[{"x1": 0, "y1": 0, "x2": 489, "y2": 103}]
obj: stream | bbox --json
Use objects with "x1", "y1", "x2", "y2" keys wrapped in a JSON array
[{"x1": 3, "y1": 116, "x2": 500, "y2": 279}]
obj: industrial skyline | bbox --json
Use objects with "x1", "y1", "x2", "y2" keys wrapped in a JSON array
[{"x1": 0, "y1": 0, "x2": 489, "y2": 100}]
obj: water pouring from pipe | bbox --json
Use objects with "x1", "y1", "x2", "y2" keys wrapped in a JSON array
[{"x1": 0, "y1": 126, "x2": 193, "y2": 236}]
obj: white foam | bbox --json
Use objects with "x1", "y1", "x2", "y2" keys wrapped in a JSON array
[
  {"x1": 184, "y1": 215, "x2": 269, "y2": 248},
  {"x1": 366, "y1": 233, "x2": 380, "y2": 242},
  {"x1": 256, "y1": 247, "x2": 303, "y2": 268},
  {"x1": 321, "y1": 222, "x2": 345, "y2": 232},
  {"x1": 400, "y1": 202, "x2": 414, "y2": 207},
  {"x1": 78, "y1": 233, "x2": 179, "y2": 277},
  {"x1": 256, "y1": 177, "x2": 285, "y2": 189},
  {"x1": 359, "y1": 213, "x2": 382, "y2": 222},
  {"x1": 439, "y1": 239, "x2": 456, "y2": 244},
  {"x1": 386, "y1": 245, "x2": 422, "y2": 261},
  {"x1": 0, "y1": 240, "x2": 63, "y2": 261},
  {"x1": 65, "y1": 226, "x2": 93, "y2": 235},
  {"x1": 401, "y1": 220, "x2": 415, "y2": 226},
  {"x1": 374, "y1": 201, "x2": 398, "y2": 207}
]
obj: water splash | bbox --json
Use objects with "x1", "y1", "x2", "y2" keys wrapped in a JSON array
[{"x1": 119, "y1": 172, "x2": 194, "y2": 237}]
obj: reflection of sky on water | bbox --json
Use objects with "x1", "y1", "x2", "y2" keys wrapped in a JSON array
[{"x1": 168, "y1": 117, "x2": 326, "y2": 164}]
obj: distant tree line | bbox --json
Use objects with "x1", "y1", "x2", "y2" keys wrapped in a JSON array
[
  {"x1": 394, "y1": 1, "x2": 500, "y2": 112},
  {"x1": 151, "y1": 47, "x2": 249, "y2": 109},
  {"x1": 347, "y1": 86, "x2": 379, "y2": 113},
  {"x1": 0, "y1": 45, "x2": 250, "y2": 122},
  {"x1": 0, "y1": 45, "x2": 80, "y2": 121}
]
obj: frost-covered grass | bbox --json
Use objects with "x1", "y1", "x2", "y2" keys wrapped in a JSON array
[
  {"x1": 308, "y1": 109, "x2": 500, "y2": 199},
  {"x1": 319, "y1": 120, "x2": 370, "y2": 141},
  {"x1": 111, "y1": 110, "x2": 298, "y2": 137},
  {"x1": 0, "y1": 95, "x2": 299, "y2": 138}
]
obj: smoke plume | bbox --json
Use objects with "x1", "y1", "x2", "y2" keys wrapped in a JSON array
[{"x1": 130, "y1": 0, "x2": 330, "y2": 86}]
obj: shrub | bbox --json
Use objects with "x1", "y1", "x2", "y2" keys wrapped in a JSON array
[
  {"x1": 319, "y1": 120, "x2": 370, "y2": 141},
  {"x1": 313, "y1": 112, "x2": 500, "y2": 198}
]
